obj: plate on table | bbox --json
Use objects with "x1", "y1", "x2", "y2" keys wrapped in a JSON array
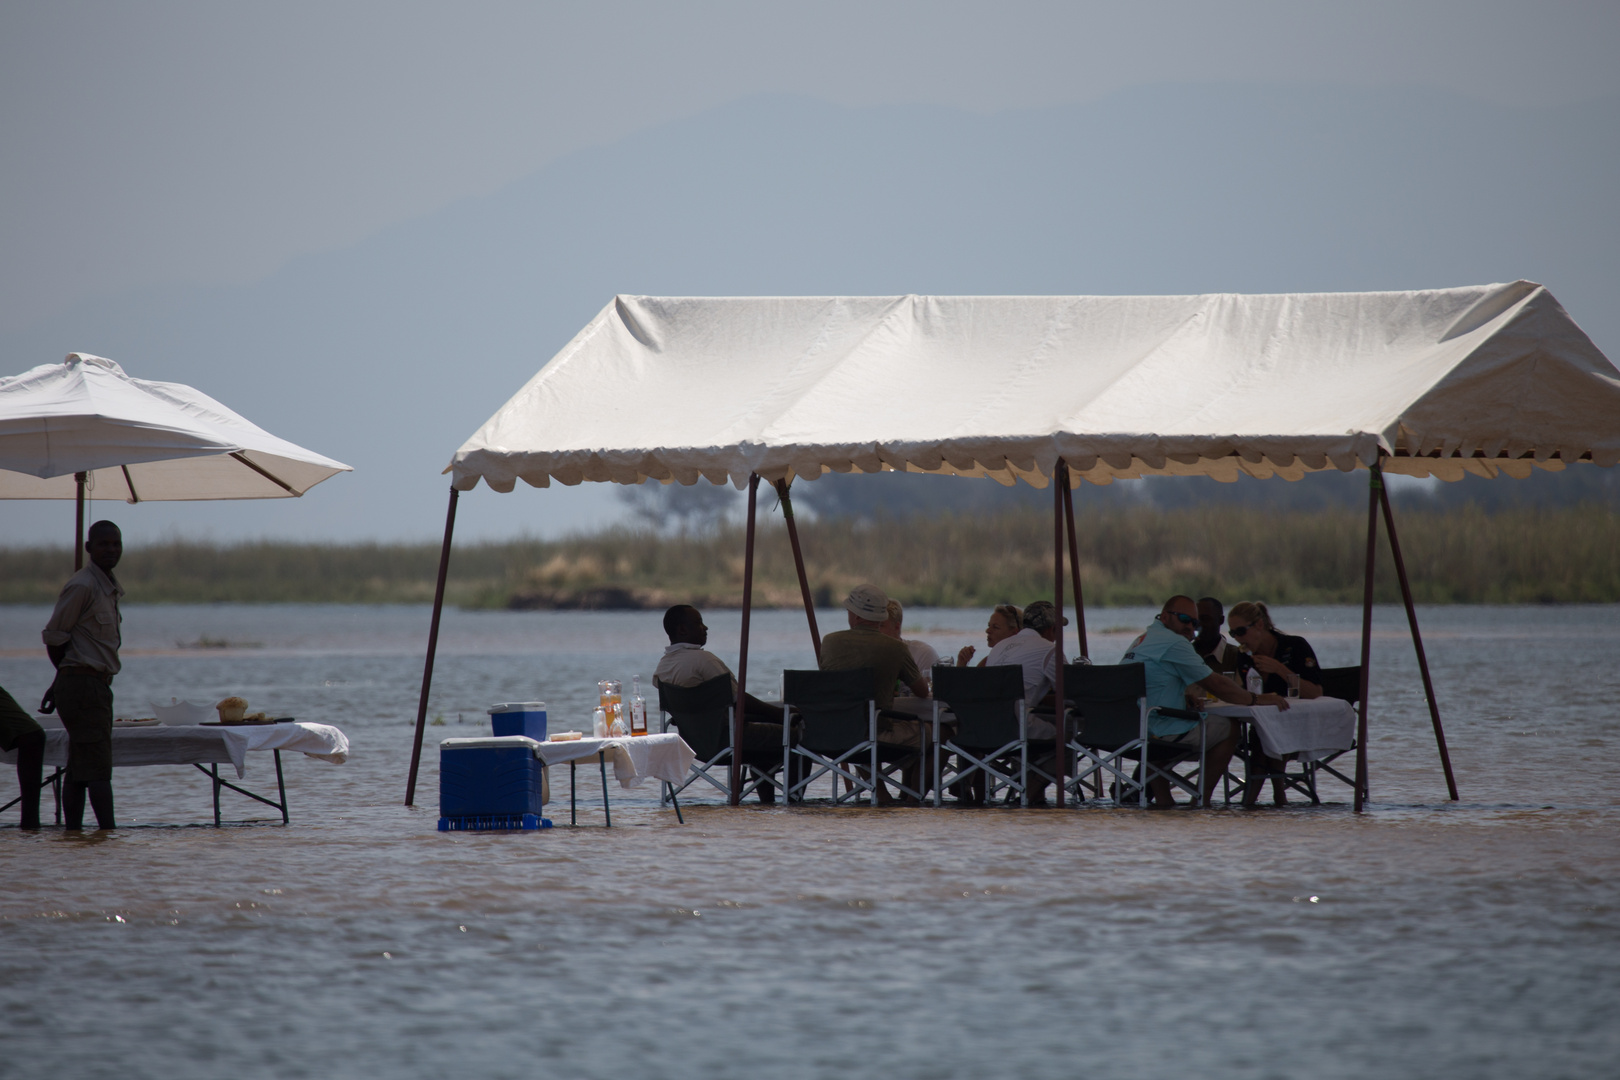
[
  {"x1": 201, "y1": 718, "x2": 281, "y2": 726},
  {"x1": 115, "y1": 718, "x2": 161, "y2": 727}
]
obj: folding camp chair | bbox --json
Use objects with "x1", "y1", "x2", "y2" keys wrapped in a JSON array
[
  {"x1": 931, "y1": 665, "x2": 1028, "y2": 807},
  {"x1": 782, "y1": 669, "x2": 923, "y2": 804},
  {"x1": 1221, "y1": 664, "x2": 1363, "y2": 806},
  {"x1": 1062, "y1": 663, "x2": 1151, "y2": 806},
  {"x1": 657, "y1": 673, "x2": 783, "y2": 805}
]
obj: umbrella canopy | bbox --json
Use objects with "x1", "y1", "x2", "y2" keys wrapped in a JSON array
[
  {"x1": 0, "y1": 353, "x2": 350, "y2": 501},
  {"x1": 448, "y1": 281, "x2": 1620, "y2": 492}
]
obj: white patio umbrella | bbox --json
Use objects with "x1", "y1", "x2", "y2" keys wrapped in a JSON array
[{"x1": 0, "y1": 353, "x2": 351, "y2": 563}]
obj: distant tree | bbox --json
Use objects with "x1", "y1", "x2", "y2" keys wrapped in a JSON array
[{"x1": 616, "y1": 479, "x2": 740, "y2": 532}]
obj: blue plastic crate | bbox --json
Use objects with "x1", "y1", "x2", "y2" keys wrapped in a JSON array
[
  {"x1": 438, "y1": 813, "x2": 553, "y2": 831},
  {"x1": 439, "y1": 739, "x2": 549, "y2": 818}
]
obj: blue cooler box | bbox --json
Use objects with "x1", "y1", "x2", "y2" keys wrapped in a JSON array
[
  {"x1": 439, "y1": 738, "x2": 550, "y2": 818},
  {"x1": 488, "y1": 702, "x2": 547, "y2": 741}
]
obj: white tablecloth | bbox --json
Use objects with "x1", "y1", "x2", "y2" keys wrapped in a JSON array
[
  {"x1": 0, "y1": 723, "x2": 349, "y2": 779},
  {"x1": 1205, "y1": 697, "x2": 1357, "y2": 760},
  {"x1": 441, "y1": 733, "x2": 695, "y2": 790}
]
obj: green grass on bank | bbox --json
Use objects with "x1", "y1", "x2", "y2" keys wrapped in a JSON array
[{"x1": 3, "y1": 504, "x2": 1618, "y2": 608}]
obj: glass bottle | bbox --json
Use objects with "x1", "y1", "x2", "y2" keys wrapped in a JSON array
[
  {"x1": 592, "y1": 707, "x2": 607, "y2": 739},
  {"x1": 629, "y1": 675, "x2": 648, "y2": 736}
]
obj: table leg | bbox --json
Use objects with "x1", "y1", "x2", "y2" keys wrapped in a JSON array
[
  {"x1": 211, "y1": 763, "x2": 221, "y2": 827},
  {"x1": 570, "y1": 761, "x2": 577, "y2": 826},
  {"x1": 599, "y1": 751, "x2": 612, "y2": 828},
  {"x1": 274, "y1": 749, "x2": 289, "y2": 824}
]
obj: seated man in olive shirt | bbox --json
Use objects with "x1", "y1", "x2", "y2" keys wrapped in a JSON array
[{"x1": 818, "y1": 584, "x2": 930, "y2": 804}]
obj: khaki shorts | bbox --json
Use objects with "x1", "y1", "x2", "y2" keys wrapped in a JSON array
[{"x1": 1157, "y1": 715, "x2": 1233, "y2": 748}]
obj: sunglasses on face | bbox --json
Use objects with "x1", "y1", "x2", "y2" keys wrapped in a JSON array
[
  {"x1": 1230, "y1": 624, "x2": 1253, "y2": 638},
  {"x1": 1167, "y1": 613, "x2": 1199, "y2": 628}
]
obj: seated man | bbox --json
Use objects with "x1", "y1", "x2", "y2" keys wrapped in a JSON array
[
  {"x1": 1193, "y1": 596, "x2": 1246, "y2": 676},
  {"x1": 1, "y1": 684, "x2": 45, "y2": 830},
  {"x1": 980, "y1": 600, "x2": 1087, "y2": 805},
  {"x1": 818, "y1": 584, "x2": 930, "y2": 804},
  {"x1": 653, "y1": 604, "x2": 785, "y2": 803},
  {"x1": 881, "y1": 599, "x2": 940, "y2": 699},
  {"x1": 1120, "y1": 595, "x2": 1290, "y2": 808}
]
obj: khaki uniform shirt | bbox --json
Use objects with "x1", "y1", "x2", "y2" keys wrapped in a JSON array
[
  {"x1": 818, "y1": 627, "x2": 920, "y2": 708},
  {"x1": 42, "y1": 563, "x2": 124, "y2": 675},
  {"x1": 653, "y1": 643, "x2": 737, "y2": 692}
]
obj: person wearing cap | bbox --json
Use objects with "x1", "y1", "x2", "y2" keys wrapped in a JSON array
[
  {"x1": 818, "y1": 584, "x2": 930, "y2": 804},
  {"x1": 978, "y1": 600, "x2": 1086, "y2": 806}
]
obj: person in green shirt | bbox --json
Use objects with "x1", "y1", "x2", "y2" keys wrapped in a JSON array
[{"x1": 819, "y1": 584, "x2": 930, "y2": 804}]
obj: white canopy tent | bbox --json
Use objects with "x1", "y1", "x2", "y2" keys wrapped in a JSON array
[
  {"x1": 1, "y1": 353, "x2": 352, "y2": 562},
  {"x1": 406, "y1": 282, "x2": 1620, "y2": 809}
]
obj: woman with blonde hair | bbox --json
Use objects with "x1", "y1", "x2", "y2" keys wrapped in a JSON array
[
  {"x1": 1227, "y1": 600, "x2": 1323, "y2": 806},
  {"x1": 956, "y1": 604, "x2": 1022, "y2": 669}
]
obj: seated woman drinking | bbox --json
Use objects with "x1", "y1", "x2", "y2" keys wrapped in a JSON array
[{"x1": 1226, "y1": 601, "x2": 1322, "y2": 806}]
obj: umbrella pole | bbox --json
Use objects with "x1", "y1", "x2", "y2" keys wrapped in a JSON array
[
  {"x1": 1378, "y1": 479, "x2": 1459, "y2": 801},
  {"x1": 74, "y1": 472, "x2": 87, "y2": 571},
  {"x1": 1061, "y1": 474, "x2": 1088, "y2": 660},
  {"x1": 775, "y1": 478, "x2": 822, "y2": 662},
  {"x1": 1051, "y1": 460, "x2": 1066, "y2": 809},
  {"x1": 732, "y1": 474, "x2": 760, "y2": 806},
  {"x1": 1354, "y1": 466, "x2": 1379, "y2": 813},
  {"x1": 405, "y1": 486, "x2": 459, "y2": 807}
]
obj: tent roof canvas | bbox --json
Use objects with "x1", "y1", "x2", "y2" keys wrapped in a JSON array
[
  {"x1": 449, "y1": 281, "x2": 1620, "y2": 493},
  {"x1": 0, "y1": 353, "x2": 351, "y2": 501}
]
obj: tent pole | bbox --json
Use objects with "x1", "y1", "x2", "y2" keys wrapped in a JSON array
[
  {"x1": 1051, "y1": 460, "x2": 1067, "y2": 809},
  {"x1": 405, "y1": 485, "x2": 459, "y2": 807},
  {"x1": 74, "y1": 472, "x2": 87, "y2": 571},
  {"x1": 732, "y1": 474, "x2": 760, "y2": 806},
  {"x1": 1378, "y1": 480, "x2": 1459, "y2": 801},
  {"x1": 1061, "y1": 474, "x2": 1088, "y2": 660},
  {"x1": 1354, "y1": 466, "x2": 1379, "y2": 813},
  {"x1": 775, "y1": 478, "x2": 822, "y2": 662}
]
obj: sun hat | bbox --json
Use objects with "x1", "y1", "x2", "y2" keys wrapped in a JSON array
[{"x1": 844, "y1": 583, "x2": 890, "y2": 622}]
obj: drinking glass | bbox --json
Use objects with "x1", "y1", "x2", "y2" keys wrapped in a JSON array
[{"x1": 1287, "y1": 674, "x2": 1301, "y2": 699}]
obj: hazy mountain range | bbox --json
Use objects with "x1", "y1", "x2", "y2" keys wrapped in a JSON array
[{"x1": 5, "y1": 84, "x2": 1616, "y2": 544}]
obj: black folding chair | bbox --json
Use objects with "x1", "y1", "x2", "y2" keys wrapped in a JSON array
[
  {"x1": 1224, "y1": 664, "x2": 1363, "y2": 806},
  {"x1": 931, "y1": 665, "x2": 1028, "y2": 807},
  {"x1": 783, "y1": 669, "x2": 922, "y2": 804},
  {"x1": 657, "y1": 673, "x2": 784, "y2": 805},
  {"x1": 1062, "y1": 663, "x2": 1151, "y2": 806}
]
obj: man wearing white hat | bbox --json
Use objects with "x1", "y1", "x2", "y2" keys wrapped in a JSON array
[{"x1": 818, "y1": 584, "x2": 931, "y2": 804}]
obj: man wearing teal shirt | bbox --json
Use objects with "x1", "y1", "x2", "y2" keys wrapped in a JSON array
[{"x1": 1121, "y1": 595, "x2": 1289, "y2": 807}]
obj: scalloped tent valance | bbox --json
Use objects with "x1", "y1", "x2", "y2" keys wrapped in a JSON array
[{"x1": 449, "y1": 282, "x2": 1620, "y2": 493}]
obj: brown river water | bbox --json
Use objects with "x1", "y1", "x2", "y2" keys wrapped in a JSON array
[{"x1": 1, "y1": 603, "x2": 1616, "y2": 1079}]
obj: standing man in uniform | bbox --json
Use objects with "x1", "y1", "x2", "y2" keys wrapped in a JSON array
[{"x1": 40, "y1": 520, "x2": 124, "y2": 830}]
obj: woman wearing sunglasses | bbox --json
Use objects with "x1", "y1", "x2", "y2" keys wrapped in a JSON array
[{"x1": 1226, "y1": 601, "x2": 1321, "y2": 806}]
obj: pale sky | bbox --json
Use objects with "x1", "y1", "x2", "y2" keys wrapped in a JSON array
[
  {"x1": 2, "y1": 2, "x2": 1617, "y2": 546},
  {"x1": 4, "y1": 0, "x2": 1617, "y2": 334}
]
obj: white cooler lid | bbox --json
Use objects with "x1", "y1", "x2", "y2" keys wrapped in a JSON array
[
  {"x1": 441, "y1": 736, "x2": 544, "y2": 754},
  {"x1": 487, "y1": 702, "x2": 546, "y2": 714}
]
